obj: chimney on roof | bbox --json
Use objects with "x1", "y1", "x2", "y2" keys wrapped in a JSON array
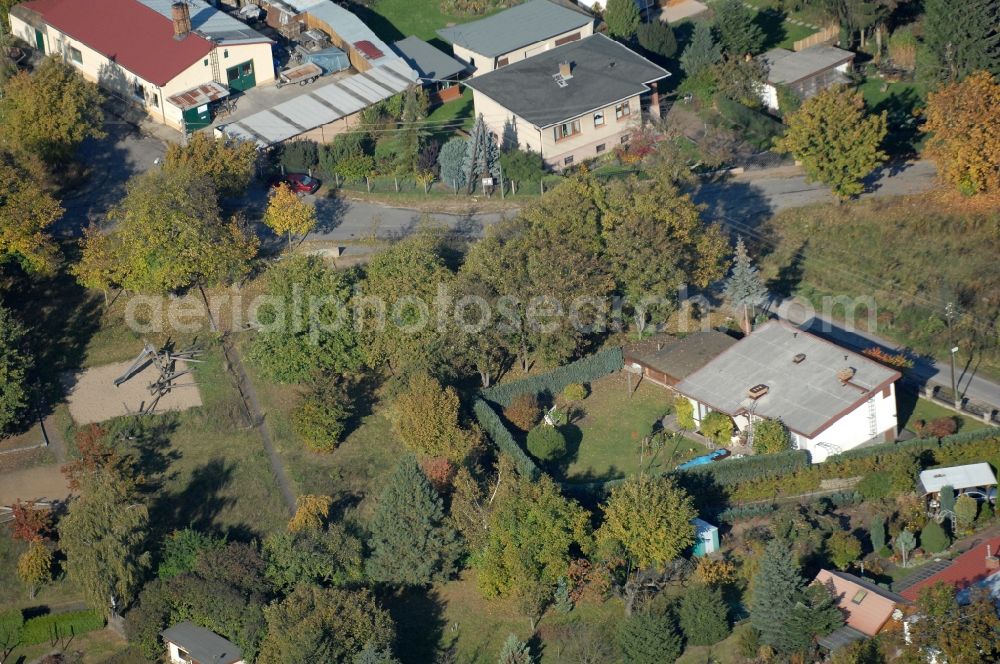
[
  {"x1": 558, "y1": 61, "x2": 573, "y2": 79},
  {"x1": 172, "y1": 2, "x2": 192, "y2": 40}
]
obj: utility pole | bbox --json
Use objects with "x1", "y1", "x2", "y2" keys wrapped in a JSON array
[{"x1": 945, "y1": 302, "x2": 960, "y2": 408}]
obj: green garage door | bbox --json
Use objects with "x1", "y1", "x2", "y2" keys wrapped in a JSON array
[
  {"x1": 34, "y1": 29, "x2": 45, "y2": 54},
  {"x1": 226, "y1": 60, "x2": 256, "y2": 92}
]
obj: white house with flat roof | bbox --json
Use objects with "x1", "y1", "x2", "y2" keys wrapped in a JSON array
[{"x1": 674, "y1": 320, "x2": 901, "y2": 463}]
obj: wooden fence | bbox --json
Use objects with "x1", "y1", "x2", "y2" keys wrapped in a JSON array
[{"x1": 793, "y1": 24, "x2": 839, "y2": 51}]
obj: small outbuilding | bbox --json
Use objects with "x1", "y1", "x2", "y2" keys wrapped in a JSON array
[
  {"x1": 919, "y1": 462, "x2": 998, "y2": 497},
  {"x1": 691, "y1": 517, "x2": 720, "y2": 557},
  {"x1": 624, "y1": 330, "x2": 738, "y2": 388},
  {"x1": 391, "y1": 36, "x2": 467, "y2": 88},
  {"x1": 162, "y1": 622, "x2": 244, "y2": 664},
  {"x1": 757, "y1": 44, "x2": 854, "y2": 111}
]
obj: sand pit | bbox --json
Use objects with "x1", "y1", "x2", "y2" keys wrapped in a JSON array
[{"x1": 66, "y1": 359, "x2": 203, "y2": 424}]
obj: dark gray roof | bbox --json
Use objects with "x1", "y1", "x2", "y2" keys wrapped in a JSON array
[
  {"x1": 464, "y1": 34, "x2": 668, "y2": 128},
  {"x1": 162, "y1": 622, "x2": 243, "y2": 664},
  {"x1": 437, "y1": 0, "x2": 593, "y2": 58},
  {"x1": 625, "y1": 330, "x2": 738, "y2": 381},
  {"x1": 817, "y1": 625, "x2": 867, "y2": 652},
  {"x1": 392, "y1": 36, "x2": 467, "y2": 81},
  {"x1": 761, "y1": 45, "x2": 854, "y2": 85},
  {"x1": 675, "y1": 320, "x2": 900, "y2": 438}
]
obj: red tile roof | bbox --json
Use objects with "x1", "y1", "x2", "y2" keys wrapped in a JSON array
[
  {"x1": 20, "y1": 0, "x2": 214, "y2": 86},
  {"x1": 815, "y1": 570, "x2": 906, "y2": 636},
  {"x1": 899, "y1": 536, "x2": 1000, "y2": 602}
]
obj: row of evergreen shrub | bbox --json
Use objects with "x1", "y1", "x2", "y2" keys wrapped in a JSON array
[
  {"x1": 680, "y1": 449, "x2": 811, "y2": 487},
  {"x1": 481, "y1": 348, "x2": 624, "y2": 407},
  {"x1": 472, "y1": 398, "x2": 540, "y2": 480}
]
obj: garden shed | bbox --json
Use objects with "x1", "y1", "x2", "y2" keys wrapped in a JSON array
[
  {"x1": 691, "y1": 518, "x2": 719, "y2": 557},
  {"x1": 623, "y1": 330, "x2": 737, "y2": 388}
]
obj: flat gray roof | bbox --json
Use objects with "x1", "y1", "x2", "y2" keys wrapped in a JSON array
[
  {"x1": 675, "y1": 320, "x2": 900, "y2": 438},
  {"x1": 437, "y1": 0, "x2": 593, "y2": 58},
  {"x1": 138, "y1": 0, "x2": 271, "y2": 45},
  {"x1": 392, "y1": 36, "x2": 467, "y2": 81},
  {"x1": 761, "y1": 44, "x2": 854, "y2": 85},
  {"x1": 162, "y1": 622, "x2": 242, "y2": 664},
  {"x1": 219, "y1": 59, "x2": 417, "y2": 146},
  {"x1": 464, "y1": 34, "x2": 668, "y2": 128},
  {"x1": 625, "y1": 330, "x2": 738, "y2": 381}
]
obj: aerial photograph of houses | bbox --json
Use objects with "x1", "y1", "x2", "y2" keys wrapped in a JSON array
[{"x1": 1, "y1": 0, "x2": 999, "y2": 662}]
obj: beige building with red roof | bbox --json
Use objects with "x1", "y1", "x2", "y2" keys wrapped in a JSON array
[
  {"x1": 8, "y1": 0, "x2": 275, "y2": 131},
  {"x1": 814, "y1": 570, "x2": 909, "y2": 650}
]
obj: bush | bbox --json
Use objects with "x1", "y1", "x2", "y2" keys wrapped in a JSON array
[
  {"x1": 499, "y1": 148, "x2": 544, "y2": 183},
  {"x1": 504, "y1": 393, "x2": 541, "y2": 431},
  {"x1": 637, "y1": 21, "x2": 677, "y2": 59},
  {"x1": 527, "y1": 424, "x2": 567, "y2": 461},
  {"x1": 563, "y1": 383, "x2": 588, "y2": 402},
  {"x1": 438, "y1": 136, "x2": 468, "y2": 190},
  {"x1": 826, "y1": 531, "x2": 862, "y2": 570},
  {"x1": 920, "y1": 520, "x2": 950, "y2": 553},
  {"x1": 675, "y1": 396, "x2": 695, "y2": 430},
  {"x1": 715, "y1": 94, "x2": 784, "y2": 148},
  {"x1": 752, "y1": 418, "x2": 791, "y2": 455},
  {"x1": 700, "y1": 411, "x2": 734, "y2": 446},
  {"x1": 857, "y1": 472, "x2": 892, "y2": 500},
  {"x1": 280, "y1": 140, "x2": 319, "y2": 172},
  {"x1": 292, "y1": 386, "x2": 352, "y2": 452},
  {"x1": 926, "y1": 417, "x2": 959, "y2": 438},
  {"x1": 19, "y1": 610, "x2": 104, "y2": 646}
]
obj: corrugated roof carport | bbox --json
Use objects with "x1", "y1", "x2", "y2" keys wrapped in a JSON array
[{"x1": 220, "y1": 60, "x2": 415, "y2": 146}]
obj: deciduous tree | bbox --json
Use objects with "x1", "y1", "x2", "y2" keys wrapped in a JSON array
[
  {"x1": 912, "y1": 582, "x2": 1000, "y2": 663},
  {"x1": 163, "y1": 133, "x2": 258, "y2": 198},
  {"x1": 72, "y1": 223, "x2": 119, "y2": 303},
  {"x1": 774, "y1": 85, "x2": 887, "y2": 199},
  {"x1": 0, "y1": 56, "x2": 104, "y2": 164},
  {"x1": 921, "y1": 71, "x2": 1000, "y2": 195},
  {"x1": 17, "y1": 541, "x2": 52, "y2": 599},
  {"x1": 920, "y1": 520, "x2": 950, "y2": 553},
  {"x1": 288, "y1": 494, "x2": 333, "y2": 533},
  {"x1": 59, "y1": 470, "x2": 151, "y2": 617},
  {"x1": 826, "y1": 530, "x2": 862, "y2": 569},
  {"x1": 954, "y1": 494, "x2": 978, "y2": 533},
  {"x1": 367, "y1": 455, "x2": 461, "y2": 585},
  {"x1": 157, "y1": 528, "x2": 224, "y2": 580},
  {"x1": 0, "y1": 305, "x2": 30, "y2": 433},
  {"x1": 605, "y1": 0, "x2": 641, "y2": 39},
  {"x1": 262, "y1": 524, "x2": 363, "y2": 591},
  {"x1": 258, "y1": 586, "x2": 395, "y2": 664},
  {"x1": 0, "y1": 151, "x2": 61, "y2": 274},
  {"x1": 8, "y1": 500, "x2": 51, "y2": 543},
  {"x1": 90, "y1": 169, "x2": 257, "y2": 293},
  {"x1": 263, "y1": 183, "x2": 317, "y2": 248},
  {"x1": 248, "y1": 255, "x2": 360, "y2": 383},
  {"x1": 291, "y1": 383, "x2": 353, "y2": 452},
  {"x1": 596, "y1": 475, "x2": 696, "y2": 571},
  {"x1": 476, "y1": 475, "x2": 592, "y2": 626},
  {"x1": 390, "y1": 372, "x2": 479, "y2": 461}
]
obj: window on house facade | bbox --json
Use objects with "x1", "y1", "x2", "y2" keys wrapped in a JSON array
[
  {"x1": 496, "y1": 56, "x2": 509, "y2": 67},
  {"x1": 150, "y1": 93, "x2": 159, "y2": 108},
  {"x1": 615, "y1": 100, "x2": 631, "y2": 119},
  {"x1": 554, "y1": 31, "x2": 581, "y2": 47},
  {"x1": 553, "y1": 119, "x2": 581, "y2": 141},
  {"x1": 596, "y1": 143, "x2": 606, "y2": 154},
  {"x1": 563, "y1": 155, "x2": 574, "y2": 165},
  {"x1": 620, "y1": 134, "x2": 629, "y2": 145},
  {"x1": 132, "y1": 81, "x2": 144, "y2": 102},
  {"x1": 204, "y1": 58, "x2": 209, "y2": 66},
  {"x1": 68, "y1": 46, "x2": 82, "y2": 64},
  {"x1": 593, "y1": 111, "x2": 604, "y2": 127},
  {"x1": 224, "y1": 49, "x2": 229, "y2": 58}
]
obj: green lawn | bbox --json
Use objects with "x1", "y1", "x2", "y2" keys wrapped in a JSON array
[
  {"x1": 559, "y1": 374, "x2": 708, "y2": 484},
  {"x1": 361, "y1": 0, "x2": 485, "y2": 44},
  {"x1": 897, "y1": 394, "x2": 988, "y2": 435},
  {"x1": 426, "y1": 87, "x2": 475, "y2": 143}
]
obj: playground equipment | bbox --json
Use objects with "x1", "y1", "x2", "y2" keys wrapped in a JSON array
[{"x1": 113, "y1": 342, "x2": 202, "y2": 415}]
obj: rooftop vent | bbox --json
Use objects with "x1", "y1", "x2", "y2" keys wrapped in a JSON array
[
  {"x1": 793, "y1": 353, "x2": 806, "y2": 364},
  {"x1": 837, "y1": 367, "x2": 856, "y2": 383},
  {"x1": 747, "y1": 384, "x2": 769, "y2": 400},
  {"x1": 552, "y1": 73, "x2": 568, "y2": 88},
  {"x1": 558, "y1": 61, "x2": 573, "y2": 79}
]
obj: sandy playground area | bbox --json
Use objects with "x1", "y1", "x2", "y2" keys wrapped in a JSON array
[{"x1": 66, "y1": 359, "x2": 203, "y2": 425}]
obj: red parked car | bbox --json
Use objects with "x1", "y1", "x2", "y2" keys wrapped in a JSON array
[{"x1": 275, "y1": 173, "x2": 321, "y2": 194}]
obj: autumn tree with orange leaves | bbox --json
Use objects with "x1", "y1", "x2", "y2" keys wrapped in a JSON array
[{"x1": 922, "y1": 71, "x2": 1000, "y2": 196}]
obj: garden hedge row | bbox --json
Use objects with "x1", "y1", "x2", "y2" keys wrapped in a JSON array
[
  {"x1": 473, "y1": 398, "x2": 540, "y2": 480},
  {"x1": 481, "y1": 348, "x2": 624, "y2": 407},
  {"x1": 0, "y1": 609, "x2": 104, "y2": 647}
]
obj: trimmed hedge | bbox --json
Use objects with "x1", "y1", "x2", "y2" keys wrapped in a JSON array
[
  {"x1": 482, "y1": 348, "x2": 624, "y2": 407},
  {"x1": 473, "y1": 398, "x2": 540, "y2": 480},
  {"x1": 19, "y1": 610, "x2": 104, "y2": 646},
  {"x1": 681, "y1": 449, "x2": 811, "y2": 487}
]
